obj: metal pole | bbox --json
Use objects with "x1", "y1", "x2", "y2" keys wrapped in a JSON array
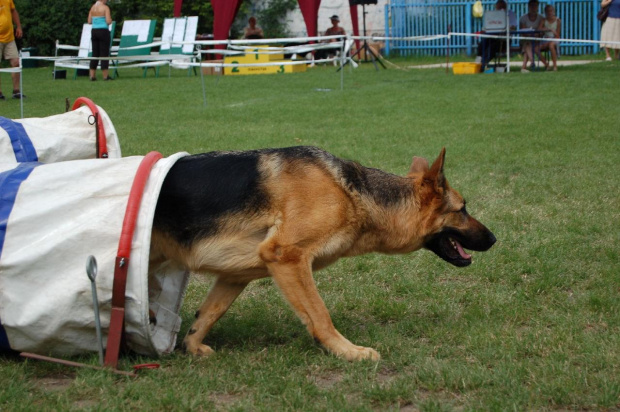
[
  {"x1": 86, "y1": 256, "x2": 104, "y2": 366},
  {"x1": 20, "y1": 352, "x2": 137, "y2": 377},
  {"x1": 19, "y1": 56, "x2": 23, "y2": 118},
  {"x1": 200, "y1": 62, "x2": 207, "y2": 107},
  {"x1": 446, "y1": 24, "x2": 451, "y2": 74},
  {"x1": 384, "y1": 3, "x2": 390, "y2": 55},
  {"x1": 340, "y1": 38, "x2": 345, "y2": 91},
  {"x1": 506, "y1": 7, "x2": 511, "y2": 73}
]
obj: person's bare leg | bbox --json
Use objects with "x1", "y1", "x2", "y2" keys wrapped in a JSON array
[
  {"x1": 538, "y1": 45, "x2": 548, "y2": 69},
  {"x1": 522, "y1": 46, "x2": 532, "y2": 71},
  {"x1": 10, "y1": 58, "x2": 20, "y2": 94}
]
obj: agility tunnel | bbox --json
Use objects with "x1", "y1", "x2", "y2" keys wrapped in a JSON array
[
  {"x1": 0, "y1": 153, "x2": 189, "y2": 362},
  {"x1": 0, "y1": 97, "x2": 121, "y2": 163}
]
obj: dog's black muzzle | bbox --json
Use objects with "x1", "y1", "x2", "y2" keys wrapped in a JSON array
[{"x1": 425, "y1": 225, "x2": 496, "y2": 267}]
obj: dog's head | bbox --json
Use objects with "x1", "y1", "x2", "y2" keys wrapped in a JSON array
[{"x1": 408, "y1": 148, "x2": 496, "y2": 267}]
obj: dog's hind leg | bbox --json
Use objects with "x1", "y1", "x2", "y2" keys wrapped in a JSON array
[
  {"x1": 183, "y1": 277, "x2": 248, "y2": 356},
  {"x1": 262, "y1": 244, "x2": 380, "y2": 362}
]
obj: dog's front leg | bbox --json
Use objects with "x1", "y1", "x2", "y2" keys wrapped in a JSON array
[
  {"x1": 263, "y1": 245, "x2": 380, "y2": 362},
  {"x1": 184, "y1": 277, "x2": 248, "y2": 356}
]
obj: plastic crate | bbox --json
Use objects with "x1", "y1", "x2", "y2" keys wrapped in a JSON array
[
  {"x1": 21, "y1": 47, "x2": 38, "y2": 68},
  {"x1": 452, "y1": 62, "x2": 481, "y2": 75}
]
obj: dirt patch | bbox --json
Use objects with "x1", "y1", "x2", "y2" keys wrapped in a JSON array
[
  {"x1": 399, "y1": 403, "x2": 420, "y2": 412},
  {"x1": 309, "y1": 371, "x2": 344, "y2": 389},
  {"x1": 210, "y1": 393, "x2": 242, "y2": 410},
  {"x1": 376, "y1": 368, "x2": 398, "y2": 384},
  {"x1": 73, "y1": 400, "x2": 99, "y2": 408},
  {"x1": 35, "y1": 376, "x2": 74, "y2": 392}
]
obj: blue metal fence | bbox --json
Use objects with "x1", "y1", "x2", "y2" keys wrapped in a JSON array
[{"x1": 384, "y1": 0, "x2": 601, "y2": 56}]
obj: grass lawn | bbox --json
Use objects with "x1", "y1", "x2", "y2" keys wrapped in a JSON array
[{"x1": 1, "y1": 58, "x2": 619, "y2": 411}]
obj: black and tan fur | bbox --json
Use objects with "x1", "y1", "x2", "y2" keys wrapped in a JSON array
[{"x1": 150, "y1": 146, "x2": 496, "y2": 361}]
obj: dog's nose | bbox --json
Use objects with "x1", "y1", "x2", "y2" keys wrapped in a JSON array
[{"x1": 487, "y1": 232, "x2": 497, "y2": 247}]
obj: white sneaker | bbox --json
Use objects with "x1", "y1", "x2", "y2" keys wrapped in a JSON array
[
  {"x1": 521, "y1": 68, "x2": 530, "y2": 73},
  {"x1": 606, "y1": 56, "x2": 612, "y2": 61}
]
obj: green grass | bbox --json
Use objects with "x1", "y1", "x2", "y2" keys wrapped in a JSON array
[{"x1": 1, "y1": 59, "x2": 619, "y2": 411}]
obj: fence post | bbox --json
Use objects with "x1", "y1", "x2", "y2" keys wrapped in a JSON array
[
  {"x1": 385, "y1": 3, "x2": 391, "y2": 55},
  {"x1": 593, "y1": 0, "x2": 600, "y2": 53},
  {"x1": 465, "y1": 3, "x2": 473, "y2": 56}
]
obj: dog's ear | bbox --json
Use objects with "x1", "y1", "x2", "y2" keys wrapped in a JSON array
[
  {"x1": 426, "y1": 148, "x2": 446, "y2": 188},
  {"x1": 408, "y1": 156, "x2": 429, "y2": 176}
]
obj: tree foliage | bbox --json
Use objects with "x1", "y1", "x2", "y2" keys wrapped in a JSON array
[
  {"x1": 15, "y1": 0, "x2": 91, "y2": 57},
  {"x1": 256, "y1": 0, "x2": 298, "y2": 39},
  {"x1": 233, "y1": 0, "x2": 298, "y2": 39}
]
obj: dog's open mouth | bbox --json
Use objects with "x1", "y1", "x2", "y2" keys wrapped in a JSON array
[
  {"x1": 449, "y1": 237, "x2": 471, "y2": 260},
  {"x1": 425, "y1": 232, "x2": 473, "y2": 267}
]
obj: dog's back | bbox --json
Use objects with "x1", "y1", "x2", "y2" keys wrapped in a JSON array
[
  {"x1": 153, "y1": 150, "x2": 270, "y2": 247},
  {"x1": 154, "y1": 146, "x2": 410, "y2": 250}
]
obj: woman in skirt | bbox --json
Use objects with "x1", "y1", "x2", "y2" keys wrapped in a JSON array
[{"x1": 601, "y1": 0, "x2": 620, "y2": 60}]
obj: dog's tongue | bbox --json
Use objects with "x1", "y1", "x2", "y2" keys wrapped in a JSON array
[{"x1": 454, "y1": 239, "x2": 472, "y2": 260}]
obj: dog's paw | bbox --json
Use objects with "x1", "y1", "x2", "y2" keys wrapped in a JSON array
[
  {"x1": 339, "y1": 345, "x2": 381, "y2": 362},
  {"x1": 184, "y1": 342, "x2": 215, "y2": 357}
]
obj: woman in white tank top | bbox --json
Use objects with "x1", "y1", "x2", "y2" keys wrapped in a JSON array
[{"x1": 538, "y1": 4, "x2": 562, "y2": 71}]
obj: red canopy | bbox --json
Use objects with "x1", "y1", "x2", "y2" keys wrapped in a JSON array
[
  {"x1": 173, "y1": 0, "x2": 182, "y2": 18},
  {"x1": 211, "y1": 0, "x2": 243, "y2": 50},
  {"x1": 172, "y1": 0, "x2": 359, "y2": 46},
  {"x1": 298, "y1": 0, "x2": 321, "y2": 37}
]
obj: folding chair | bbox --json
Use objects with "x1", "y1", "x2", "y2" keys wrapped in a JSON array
[
  {"x1": 159, "y1": 16, "x2": 200, "y2": 76},
  {"x1": 110, "y1": 20, "x2": 160, "y2": 79}
]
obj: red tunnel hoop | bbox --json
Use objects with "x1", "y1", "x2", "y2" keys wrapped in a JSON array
[
  {"x1": 104, "y1": 151, "x2": 164, "y2": 369},
  {"x1": 72, "y1": 97, "x2": 109, "y2": 159}
]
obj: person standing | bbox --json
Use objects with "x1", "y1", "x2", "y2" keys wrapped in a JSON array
[
  {"x1": 0, "y1": 0, "x2": 25, "y2": 100},
  {"x1": 88, "y1": 0, "x2": 113, "y2": 81},
  {"x1": 601, "y1": 0, "x2": 620, "y2": 60}
]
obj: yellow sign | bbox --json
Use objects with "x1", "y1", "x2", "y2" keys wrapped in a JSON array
[{"x1": 223, "y1": 45, "x2": 306, "y2": 76}]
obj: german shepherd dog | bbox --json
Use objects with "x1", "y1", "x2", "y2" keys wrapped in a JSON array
[{"x1": 151, "y1": 147, "x2": 496, "y2": 361}]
